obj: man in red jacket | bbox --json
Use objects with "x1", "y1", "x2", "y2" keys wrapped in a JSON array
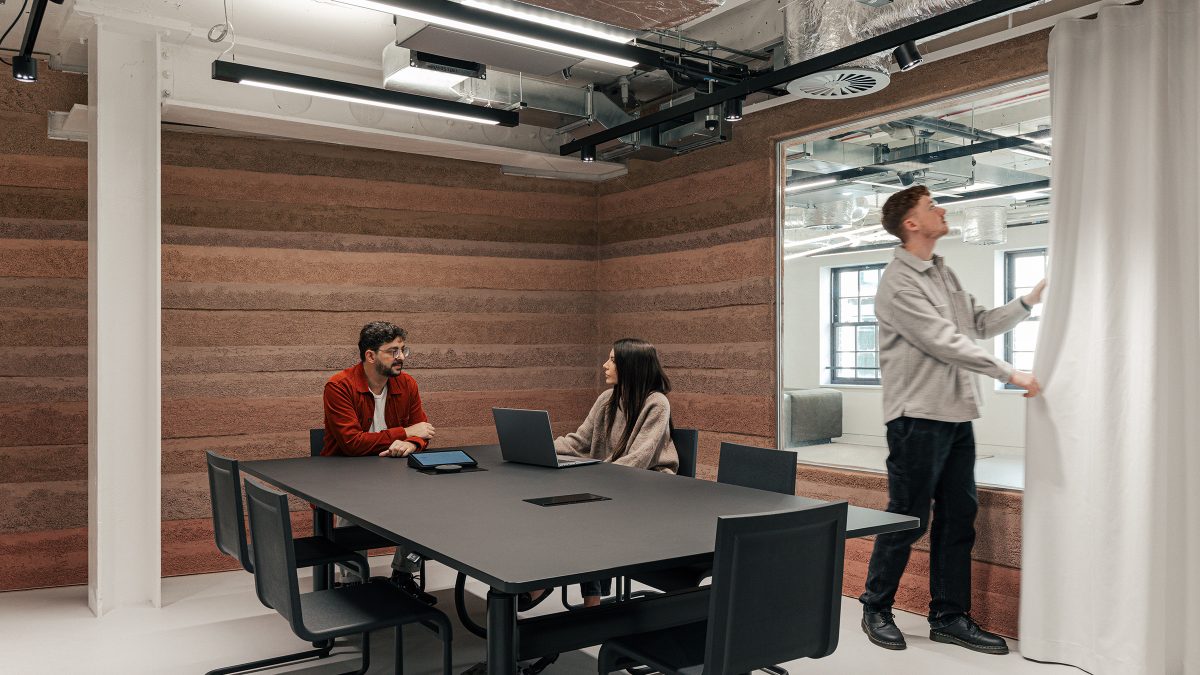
[{"x1": 323, "y1": 321, "x2": 436, "y2": 604}]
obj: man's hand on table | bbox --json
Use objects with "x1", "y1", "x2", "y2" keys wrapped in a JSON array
[{"x1": 380, "y1": 440, "x2": 418, "y2": 457}]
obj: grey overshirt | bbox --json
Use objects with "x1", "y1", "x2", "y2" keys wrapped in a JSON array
[{"x1": 875, "y1": 246, "x2": 1030, "y2": 423}]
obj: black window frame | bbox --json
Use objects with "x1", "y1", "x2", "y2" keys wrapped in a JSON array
[
  {"x1": 1003, "y1": 247, "x2": 1047, "y2": 389},
  {"x1": 829, "y1": 263, "x2": 887, "y2": 385}
]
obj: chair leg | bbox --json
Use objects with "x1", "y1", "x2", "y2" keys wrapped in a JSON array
[
  {"x1": 598, "y1": 643, "x2": 618, "y2": 675},
  {"x1": 342, "y1": 632, "x2": 371, "y2": 675},
  {"x1": 762, "y1": 666, "x2": 789, "y2": 675},
  {"x1": 204, "y1": 643, "x2": 333, "y2": 675},
  {"x1": 441, "y1": 620, "x2": 453, "y2": 675},
  {"x1": 395, "y1": 625, "x2": 405, "y2": 675}
]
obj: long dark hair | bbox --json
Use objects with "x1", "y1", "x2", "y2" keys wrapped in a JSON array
[{"x1": 605, "y1": 338, "x2": 671, "y2": 460}]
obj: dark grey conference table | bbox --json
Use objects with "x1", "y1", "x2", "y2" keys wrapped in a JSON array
[{"x1": 241, "y1": 445, "x2": 916, "y2": 675}]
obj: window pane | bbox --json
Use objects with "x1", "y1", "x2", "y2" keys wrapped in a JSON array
[
  {"x1": 856, "y1": 326, "x2": 877, "y2": 351},
  {"x1": 856, "y1": 352, "x2": 877, "y2": 368},
  {"x1": 1013, "y1": 352, "x2": 1035, "y2": 371},
  {"x1": 859, "y1": 297, "x2": 876, "y2": 321},
  {"x1": 856, "y1": 369, "x2": 876, "y2": 379},
  {"x1": 839, "y1": 298, "x2": 859, "y2": 323},
  {"x1": 839, "y1": 270, "x2": 859, "y2": 297},
  {"x1": 836, "y1": 368, "x2": 855, "y2": 379},
  {"x1": 1030, "y1": 303, "x2": 1043, "y2": 319},
  {"x1": 1013, "y1": 322, "x2": 1039, "y2": 352},
  {"x1": 1014, "y1": 255, "x2": 1045, "y2": 287},
  {"x1": 836, "y1": 352, "x2": 855, "y2": 368},
  {"x1": 837, "y1": 326, "x2": 856, "y2": 349},
  {"x1": 859, "y1": 270, "x2": 880, "y2": 296}
]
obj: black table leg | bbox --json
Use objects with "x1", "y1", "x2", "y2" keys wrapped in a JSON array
[
  {"x1": 486, "y1": 588, "x2": 517, "y2": 675},
  {"x1": 313, "y1": 507, "x2": 334, "y2": 592}
]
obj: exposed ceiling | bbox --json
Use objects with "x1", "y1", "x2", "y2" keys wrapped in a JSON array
[{"x1": 3, "y1": 0, "x2": 1120, "y2": 180}]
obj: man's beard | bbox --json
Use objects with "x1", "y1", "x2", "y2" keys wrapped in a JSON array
[{"x1": 375, "y1": 361, "x2": 402, "y2": 377}]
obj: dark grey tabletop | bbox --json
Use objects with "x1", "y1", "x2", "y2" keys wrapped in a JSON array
[{"x1": 242, "y1": 445, "x2": 916, "y2": 593}]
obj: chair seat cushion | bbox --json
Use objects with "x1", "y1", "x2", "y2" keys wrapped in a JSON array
[
  {"x1": 299, "y1": 580, "x2": 445, "y2": 639},
  {"x1": 329, "y1": 524, "x2": 396, "y2": 551},
  {"x1": 606, "y1": 620, "x2": 708, "y2": 675}
]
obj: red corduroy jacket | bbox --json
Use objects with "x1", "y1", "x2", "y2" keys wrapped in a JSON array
[{"x1": 321, "y1": 363, "x2": 429, "y2": 456}]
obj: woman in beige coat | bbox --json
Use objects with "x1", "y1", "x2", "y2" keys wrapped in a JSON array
[{"x1": 522, "y1": 337, "x2": 678, "y2": 610}]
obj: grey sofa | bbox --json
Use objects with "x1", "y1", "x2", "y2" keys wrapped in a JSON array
[{"x1": 782, "y1": 388, "x2": 842, "y2": 447}]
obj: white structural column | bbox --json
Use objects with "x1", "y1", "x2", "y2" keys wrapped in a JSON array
[{"x1": 87, "y1": 19, "x2": 162, "y2": 616}]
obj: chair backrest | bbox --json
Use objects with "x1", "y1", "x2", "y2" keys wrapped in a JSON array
[
  {"x1": 704, "y1": 502, "x2": 848, "y2": 675},
  {"x1": 716, "y1": 442, "x2": 797, "y2": 495},
  {"x1": 670, "y1": 427, "x2": 699, "y2": 478},
  {"x1": 244, "y1": 479, "x2": 306, "y2": 634},
  {"x1": 206, "y1": 451, "x2": 253, "y2": 572},
  {"x1": 309, "y1": 428, "x2": 324, "y2": 457}
]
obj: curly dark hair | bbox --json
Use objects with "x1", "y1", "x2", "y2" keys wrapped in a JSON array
[
  {"x1": 881, "y1": 185, "x2": 930, "y2": 242},
  {"x1": 358, "y1": 321, "x2": 408, "y2": 361}
]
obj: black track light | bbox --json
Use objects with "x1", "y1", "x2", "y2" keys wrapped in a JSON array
[
  {"x1": 892, "y1": 40, "x2": 923, "y2": 72},
  {"x1": 722, "y1": 97, "x2": 743, "y2": 122},
  {"x1": 12, "y1": 55, "x2": 37, "y2": 82},
  {"x1": 10, "y1": 0, "x2": 63, "y2": 83},
  {"x1": 580, "y1": 145, "x2": 596, "y2": 162}
]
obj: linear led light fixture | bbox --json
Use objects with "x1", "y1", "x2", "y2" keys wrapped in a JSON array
[
  {"x1": 784, "y1": 177, "x2": 838, "y2": 192},
  {"x1": 459, "y1": 0, "x2": 632, "y2": 44},
  {"x1": 938, "y1": 180, "x2": 1051, "y2": 207},
  {"x1": 212, "y1": 61, "x2": 518, "y2": 126},
  {"x1": 333, "y1": 0, "x2": 658, "y2": 69}
]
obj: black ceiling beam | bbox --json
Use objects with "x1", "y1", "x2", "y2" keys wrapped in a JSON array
[
  {"x1": 784, "y1": 133, "x2": 1051, "y2": 190},
  {"x1": 560, "y1": 0, "x2": 1045, "y2": 156}
]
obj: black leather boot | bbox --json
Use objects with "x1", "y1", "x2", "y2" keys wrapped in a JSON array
[
  {"x1": 929, "y1": 615, "x2": 1009, "y2": 654},
  {"x1": 862, "y1": 609, "x2": 906, "y2": 650}
]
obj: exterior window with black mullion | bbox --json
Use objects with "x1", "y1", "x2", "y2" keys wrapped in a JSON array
[
  {"x1": 1003, "y1": 248, "x2": 1047, "y2": 389},
  {"x1": 830, "y1": 263, "x2": 886, "y2": 385}
]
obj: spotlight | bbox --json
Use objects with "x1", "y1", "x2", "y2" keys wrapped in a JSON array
[
  {"x1": 704, "y1": 106, "x2": 720, "y2": 130},
  {"x1": 12, "y1": 55, "x2": 37, "y2": 83},
  {"x1": 722, "y1": 97, "x2": 743, "y2": 122},
  {"x1": 10, "y1": 0, "x2": 64, "y2": 83},
  {"x1": 898, "y1": 171, "x2": 915, "y2": 186},
  {"x1": 580, "y1": 145, "x2": 595, "y2": 162},
  {"x1": 892, "y1": 40, "x2": 923, "y2": 72}
]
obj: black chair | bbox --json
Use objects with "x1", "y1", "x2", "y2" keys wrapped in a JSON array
[
  {"x1": 716, "y1": 442, "x2": 798, "y2": 496},
  {"x1": 205, "y1": 451, "x2": 372, "y2": 675},
  {"x1": 598, "y1": 502, "x2": 848, "y2": 675},
  {"x1": 629, "y1": 441, "x2": 798, "y2": 598},
  {"x1": 309, "y1": 428, "x2": 421, "y2": 587},
  {"x1": 671, "y1": 427, "x2": 699, "y2": 479},
  {"x1": 244, "y1": 479, "x2": 454, "y2": 675}
]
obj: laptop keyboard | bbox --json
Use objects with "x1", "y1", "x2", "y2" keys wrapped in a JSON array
[{"x1": 556, "y1": 455, "x2": 592, "y2": 467}]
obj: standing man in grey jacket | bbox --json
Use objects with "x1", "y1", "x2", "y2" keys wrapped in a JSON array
[{"x1": 860, "y1": 185, "x2": 1044, "y2": 655}]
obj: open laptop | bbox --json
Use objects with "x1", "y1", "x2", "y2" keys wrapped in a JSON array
[{"x1": 492, "y1": 408, "x2": 600, "y2": 468}]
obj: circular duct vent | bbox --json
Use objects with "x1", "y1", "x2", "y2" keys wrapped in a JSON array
[{"x1": 787, "y1": 68, "x2": 890, "y2": 99}]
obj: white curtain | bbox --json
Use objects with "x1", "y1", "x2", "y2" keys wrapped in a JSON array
[{"x1": 1021, "y1": 1, "x2": 1200, "y2": 674}]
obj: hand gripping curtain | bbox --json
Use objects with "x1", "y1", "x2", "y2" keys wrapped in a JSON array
[{"x1": 1020, "y1": 1, "x2": 1200, "y2": 674}]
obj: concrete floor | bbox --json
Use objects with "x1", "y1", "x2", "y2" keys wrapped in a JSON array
[{"x1": 3, "y1": 559, "x2": 1079, "y2": 674}]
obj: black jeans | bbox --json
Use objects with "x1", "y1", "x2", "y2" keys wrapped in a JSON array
[{"x1": 860, "y1": 416, "x2": 978, "y2": 629}]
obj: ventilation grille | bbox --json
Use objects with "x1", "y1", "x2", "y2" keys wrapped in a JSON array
[{"x1": 786, "y1": 68, "x2": 890, "y2": 99}]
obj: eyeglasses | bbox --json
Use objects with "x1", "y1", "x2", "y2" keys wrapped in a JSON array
[{"x1": 376, "y1": 346, "x2": 410, "y2": 359}]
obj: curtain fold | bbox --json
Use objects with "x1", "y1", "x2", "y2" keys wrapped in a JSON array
[{"x1": 1021, "y1": 1, "x2": 1200, "y2": 673}]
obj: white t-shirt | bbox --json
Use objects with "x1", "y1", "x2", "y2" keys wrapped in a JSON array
[{"x1": 369, "y1": 384, "x2": 388, "y2": 433}]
